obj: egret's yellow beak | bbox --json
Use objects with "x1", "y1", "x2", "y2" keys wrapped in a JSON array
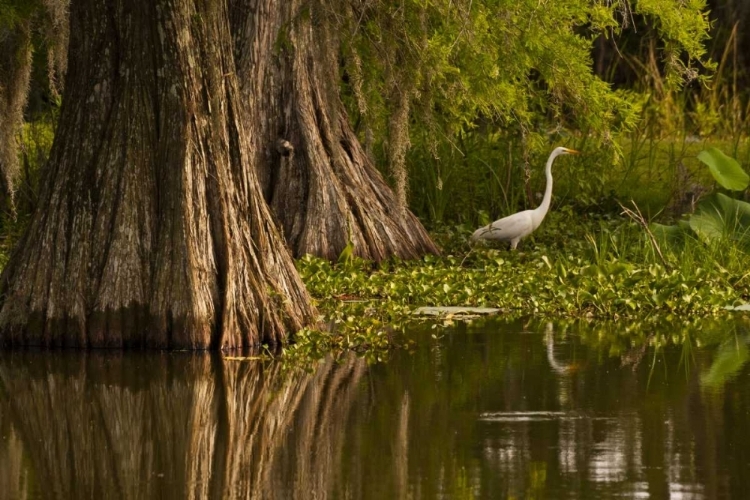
[{"x1": 564, "y1": 148, "x2": 580, "y2": 155}]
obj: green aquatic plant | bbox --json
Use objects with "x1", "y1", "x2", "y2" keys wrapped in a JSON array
[
  {"x1": 651, "y1": 148, "x2": 750, "y2": 250},
  {"x1": 697, "y1": 147, "x2": 749, "y2": 191},
  {"x1": 688, "y1": 193, "x2": 750, "y2": 247},
  {"x1": 288, "y1": 213, "x2": 750, "y2": 359}
]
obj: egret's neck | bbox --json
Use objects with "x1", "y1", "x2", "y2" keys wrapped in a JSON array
[{"x1": 532, "y1": 151, "x2": 558, "y2": 226}]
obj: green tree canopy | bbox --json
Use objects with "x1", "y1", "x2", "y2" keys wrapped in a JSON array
[{"x1": 336, "y1": 0, "x2": 711, "y2": 158}]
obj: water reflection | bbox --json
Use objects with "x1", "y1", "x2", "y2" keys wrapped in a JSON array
[
  {"x1": 0, "y1": 317, "x2": 749, "y2": 499},
  {"x1": 0, "y1": 352, "x2": 365, "y2": 499}
]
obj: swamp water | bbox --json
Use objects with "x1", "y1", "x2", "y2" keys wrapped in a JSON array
[{"x1": 1, "y1": 317, "x2": 750, "y2": 499}]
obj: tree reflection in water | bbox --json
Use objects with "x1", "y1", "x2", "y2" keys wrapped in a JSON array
[
  {"x1": 0, "y1": 352, "x2": 365, "y2": 499},
  {"x1": 0, "y1": 402, "x2": 28, "y2": 500},
  {"x1": 1, "y1": 317, "x2": 750, "y2": 499}
]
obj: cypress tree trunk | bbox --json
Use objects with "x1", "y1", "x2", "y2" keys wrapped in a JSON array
[
  {"x1": 0, "y1": 0, "x2": 315, "y2": 348},
  {"x1": 232, "y1": 0, "x2": 439, "y2": 262}
]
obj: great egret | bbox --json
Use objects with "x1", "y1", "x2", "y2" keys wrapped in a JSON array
[{"x1": 471, "y1": 146, "x2": 579, "y2": 249}]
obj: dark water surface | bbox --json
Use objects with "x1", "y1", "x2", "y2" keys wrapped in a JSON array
[{"x1": 2, "y1": 318, "x2": 750, "y2": 499}]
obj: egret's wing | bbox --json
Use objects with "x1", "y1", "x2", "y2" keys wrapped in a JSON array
[{"x1": 472, "y1": 212, "x2": 533, "y2": 242}]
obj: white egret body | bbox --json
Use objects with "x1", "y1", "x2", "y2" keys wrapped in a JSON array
[{"x1": 471, "y1": 147, "x2": 578, "y2": 249}]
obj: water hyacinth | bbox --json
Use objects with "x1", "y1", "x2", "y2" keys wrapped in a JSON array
[{"x1": 288, "y1": 212, "x2": 750, "y2": 361}]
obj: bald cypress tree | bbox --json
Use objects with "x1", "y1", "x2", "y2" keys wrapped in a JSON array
[
  {"x1": 231, "y1": 0, "x2": 439, "y2": 262},
  {"x1": 0, "y1": 0, "x2": 316, "y2": 348}
]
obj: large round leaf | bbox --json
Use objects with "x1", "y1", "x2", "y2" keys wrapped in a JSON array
[
  {"x1": 698, "y1": 147, "x2": 750, "y2": 191},
  {"x1": 689, "y1": 192, "x2": 750, "y2": 246}
]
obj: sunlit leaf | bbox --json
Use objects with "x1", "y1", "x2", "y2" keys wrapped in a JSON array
[
  {"x1": 725, "y1": 303, "x2": 750, "y2": 311},
  {"x1": 697, "y1": 147, "x2": 749, "y2": 191}
]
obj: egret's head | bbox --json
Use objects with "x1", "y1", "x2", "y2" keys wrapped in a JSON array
[{"x1": 548, "y1": 146, "x2": 579, "y2": 166}]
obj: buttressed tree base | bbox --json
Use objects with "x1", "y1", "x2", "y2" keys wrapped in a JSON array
[
  {"x1": 235, "y1": 0, "x2": 439, "y2": 262},
  {"x1": 0, "y1": 0, "x2": 316, "y2": 348}
]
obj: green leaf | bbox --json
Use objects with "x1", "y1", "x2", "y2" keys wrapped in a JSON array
[
  {"x1": 689, "y1": 193, "x2": 750, "y2": 245},
  {"x1": 651, "y1": 222, "x2": 686, "y2": 246},
  {"x1": 697, "y1": 147, "x2": 749, "y2": 191}
]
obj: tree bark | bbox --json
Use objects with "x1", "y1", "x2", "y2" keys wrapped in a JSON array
[
  {"x1": 232, "y1": 0, "x2": 439, "y2": 262},
  {"x1": 0, "y1": 0, "x2": 315, "y2": 348}
]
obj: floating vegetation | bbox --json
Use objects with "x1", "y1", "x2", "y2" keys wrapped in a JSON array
[{"x1": 285, "y1": 212, "x2": 750, "y2": 362}]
